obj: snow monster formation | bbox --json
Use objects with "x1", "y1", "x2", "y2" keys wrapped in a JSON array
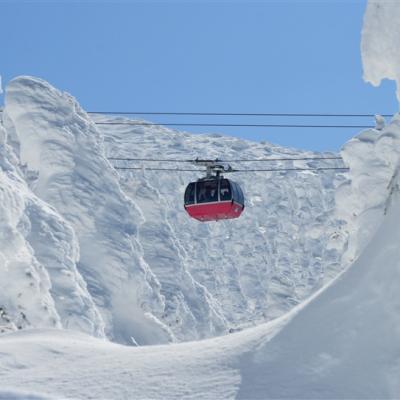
[{"x1": 0, "y1": 76, "x2": 350, "y2": 344}]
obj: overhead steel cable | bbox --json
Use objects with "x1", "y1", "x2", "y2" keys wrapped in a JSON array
[
  {"x1": 0, "y1": 109, "x2": 393, "y2": 117},
  {"x1": 109, "y1": 157, "x2": 191, "y2": 162},
  {"x1": 96, "y1": 121, "x2": 373, "y2": 128},
  {"x1": 0, "y1": 109, "x2": 389, "y2": 131},
  {"x1": 88, "y1": 111, "x2": 393, "y2": 118},
  {"x1": 108, "y1": 156, "x2": 343, "y2": 162},
  {"x1": 231, "y1": 167, "x2": 349, "y2": 172},
  {"x1": 114, "y1": 167, "x2": 203, "y2": 172},
  {"x1": 112, "y1": 166, "x2": 349, "y2": 173}
]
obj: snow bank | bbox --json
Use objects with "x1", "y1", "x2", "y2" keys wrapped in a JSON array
[{"x1": 362, "y1": 0, "x2": 400, "y2": 101}]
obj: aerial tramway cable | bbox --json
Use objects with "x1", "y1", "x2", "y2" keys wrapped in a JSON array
[
  {"x1": 88, "y1": 111, "x2": 392, "y2": 118},
  {"x1": 0, "y1": 109, "x2": 391, "y2": 118},
  {"x1": 109, "y1": 156, "x2": 349, "y2": 173},
  {"x1": 111, "y1": 161, "x2": 348, "y2": 222},
  {"x1": 107, "y1": 156, "x2": 343, "y2": 163},
  {"x1": 112, "y1": 166, "x2": 349, "y2": 173},
  {"x1": 96, "y1": 121, "x2": 374, "y2": 129},
  {"x1": 0, "y1": 109, "x2": 387, "y2": 129}
]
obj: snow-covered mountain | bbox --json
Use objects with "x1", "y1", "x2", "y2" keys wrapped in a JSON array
[
  {"x1": 1, "y1": 86, "x2": 400, "y2": 399},
  {"x1": 0, "y1": 75, "x2": 355, "y2": 346},
  {"x1": 1, "y1": 145, "x2": 400, "y2": 398},
  {"x1": 2, "y1": 1, "x2": 400, "y2": 397}
]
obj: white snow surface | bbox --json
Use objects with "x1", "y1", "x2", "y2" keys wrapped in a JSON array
[
  {"x1": 98, "y1": 116, "x2": 349, "y2": 341},
  {"x1": 1, "y1": 179, "x2": 400, "y2": 398},
  {"x1": 336, "y1": 116, "x2": 400, "y2": 264},
  {"x1": 0, "y1": 76, "x2": 352, "y2": 345},
  {"x1": 1, "y1": 116, "x2": 400, "y2": 397},
  {"x1": 0, "y1": 120, "x2": 103, "y2": 337},
  {"x1": 362, "y1": 0, "x2": 400, "y2": 101},
  {"x1": 3, "y1": 77, "x2": 172, "y2": 345},
  {"x1": 0, "y1": 73, "x2": 400, "y2": 396},
  {"x1": 0, "y1": 389, "x2": 58, "y2": 400}
]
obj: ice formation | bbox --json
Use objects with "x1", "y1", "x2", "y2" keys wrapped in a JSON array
[{"x1": 362, "y1": 0, "x2": 400, "y2": 102}]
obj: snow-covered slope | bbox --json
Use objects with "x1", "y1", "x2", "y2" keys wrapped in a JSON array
[
  {"x1": 1, "y1": 114, "x2": 400, "y2": 399},
  {"x1": 98, "y1": 114, "x2": 348, "y2": 340},
  {"x1": 0, "y1": 76, "x2": 351, "y2": 344},
  {"x1": 3, "y1": 77, "x2": 171, "y2": 345},
  {"x1": 0, "y1": 179, "x2": 399, "y2": 399}
]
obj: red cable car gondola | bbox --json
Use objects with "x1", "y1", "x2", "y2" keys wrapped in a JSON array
[
  {"x1": 110, "y1": 155, "x2": 348, "y2": 222},
  {"x1": 184, "y1": 161, "x2": 245, "y2": 222}
]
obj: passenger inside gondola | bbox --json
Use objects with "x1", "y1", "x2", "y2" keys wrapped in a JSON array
[
  {"x1": 197, "y1": 180, "x2": 218, "y2": 203},
  {"x1": 198, "y1": 185, "x2": 206, "y2": 202},
  {"x1": 208, "y1": 190, "x2": 217, "y2": 202},
  {"x1": 207, "y1": 181, "x2": 218, "y2": 202},
  {"x1": 220, "y1": 179, "x2": 232, "y2": 201}
]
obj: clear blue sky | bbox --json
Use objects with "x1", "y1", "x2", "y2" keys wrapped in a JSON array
[{"x1": 0, "y1": 0, "x2": 398, "y2": 151}]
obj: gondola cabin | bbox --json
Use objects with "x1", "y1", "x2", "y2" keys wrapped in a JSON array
[{"x1": 184, "y1": 178, "x2": 245, "y2": 221}]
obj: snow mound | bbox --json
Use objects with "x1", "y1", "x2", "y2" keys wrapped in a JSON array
[{"x1": 362, "y1": 0, "x2": 400, "y2": 101}]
